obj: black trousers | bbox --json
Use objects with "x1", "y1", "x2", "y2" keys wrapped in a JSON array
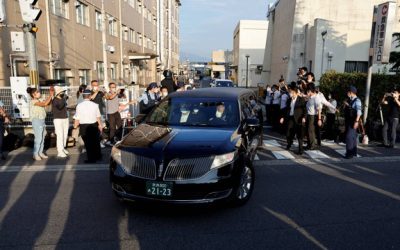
[
  {"x1": 271, "y1": 104, "x2": 280, "y2": 130},
  {"x1": 80, "y1": 122, "x2": 101, "y2": 162},
  {"x1": 286, "y1": 116, "x2": 304, "y2": 152},
  {"x1": 382, "y1": 117, "x2": 399, "y2": 146},
  {"x1": 0, "y1": 122, "x2": 4, "y2": 154},
  {"x1": 324, "y1": 113, "x2": 336, "y2": 140},
  {"x1": 307, "y1": 115, "x2": 318, "y2": 149},
  {"x1": 108, "y1": 112, "x2": 122, "y2": 141}
]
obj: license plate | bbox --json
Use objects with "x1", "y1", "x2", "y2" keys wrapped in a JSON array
[{"x1": 146, "y1": 181, "x2": 173, "y2": 197}]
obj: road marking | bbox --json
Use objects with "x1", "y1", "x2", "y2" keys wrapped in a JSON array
[
  {"x1": 0, "y1": 164, "x2": 108, "y2": 173},
  {"x1": 263, "y1": 139, "x2": 282, "y2": 148},
  {"x1": 272, "y1": 151, "x2": 295, "y2": 160},
  {"x1": 335, "y1": 149, "x2": 361, "y2": 158},
  {"x1": 305, "y1": 150, "x2": 330, "y2": 159},
  {"x1": 254, "y1": 154, "x2": 260, "y2": 161}
]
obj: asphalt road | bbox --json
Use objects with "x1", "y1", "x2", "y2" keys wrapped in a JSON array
[{"x1": 1, "y1": 157, "x2": 400, "y2": 249}]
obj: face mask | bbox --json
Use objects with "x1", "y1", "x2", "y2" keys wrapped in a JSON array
[
  {"x1": 328, "y1": 95, "x2": 332, "y2": 99},
  {"x1": 93, "y1": 86, "x2": 99, "y2": 91},
  {"x1": 250, "y1": 100, "x2": 257, "y2": 106},
  {"x1": 180, "y1": 106, "x2": 189, "y2": 113},
  {"x1": 347, "y1": 93, "x2": 352, "y2": 98},
  {"x1": 110, "y1": 88, "x2": 116, "y2": 92},
  {"x1": 216, "y1": 111, "x2": 223, "y2": 118},
  {"x1": 162, "y1": 92, "x2": 168, "y2": 97}
]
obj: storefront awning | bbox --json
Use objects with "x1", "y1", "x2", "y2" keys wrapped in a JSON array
[{"x1": 128, "y1": 53, "x2": 158, "y2": 60}]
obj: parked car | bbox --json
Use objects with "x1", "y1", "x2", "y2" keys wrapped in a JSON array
[
  {"x1": 110, "y1": 88, "x2": 262, "y2": 206},
  {"x1": 210, "y1": 80, "x2": 234, "y2": 88}
]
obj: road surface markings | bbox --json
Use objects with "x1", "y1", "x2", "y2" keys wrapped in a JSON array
[
  {"x1": 263, "y1": 139, "x2": 282, "y2": 148},
  {"x1": 272, "y1": 151, "x2": 295, "y2": 160},
  {"x1": 254, "y1": 154, "x2": 260, "y2": 161},
  {"x1": 305, "y1": 150, "x2": 330, "y2": 159},
  {"x1": 335, "y1": 149, "x2": 361, "y2": 158}
]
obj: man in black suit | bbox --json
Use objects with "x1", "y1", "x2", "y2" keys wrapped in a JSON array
[{"x1": 280, "y1": 83, "x2": 307, "y2": 155}]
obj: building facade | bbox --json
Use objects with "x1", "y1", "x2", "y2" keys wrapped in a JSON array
[
  {"x1": 0, "y1": 0, "x2": 181, "y2": 87},
  {"x1": 261, "y1": 0, "x2": 400, "y2": 84},
  {"x1": 232, "y1": 20, "x2": 268, "y2": 88}
]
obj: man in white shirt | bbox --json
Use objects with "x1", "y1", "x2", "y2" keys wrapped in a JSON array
[
  {"x1": 306, "y1": 85, "x2": 320, "y2": 150},
  {"x1": 271, "y1": 85, "x2": 281, "y2": 130},
  {"x1": 74, "y1": 90, "x2": 103, "y2": 163}
]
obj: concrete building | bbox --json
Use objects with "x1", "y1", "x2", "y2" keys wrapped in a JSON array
[
  {"x1": 0, "y1": 0, "x2": 181, "y2": 87},
  {"x1": 261, "y1": 0, "x2": 400, "y2": 84},
  {"x1": 232, "y1": 20, "x2": 268, "y2": 87},
  {"x1": 211, "y1": 50, "x2": 227, "y2": 79}
]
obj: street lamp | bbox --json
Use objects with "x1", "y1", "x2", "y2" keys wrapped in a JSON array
[
  {"x1": 245, "y1": 55, "x2": 250, "y2": 88},
  {"x1": 321, "y1": 30, "x2": 328, "y2": 78}
]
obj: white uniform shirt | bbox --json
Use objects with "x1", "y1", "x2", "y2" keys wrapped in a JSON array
[
  {"x1": 306, "y1": 95, "x2": 320, "y2": 115},
  {"x1": 272, "y1": 91, "x2": 281, "y2": 105},
  {"x1": 74, "y1": 99, "x2": 101, "y2": 124},
  {"x1": 328, "y1": 99, "x2": 337, "y2": 114},
  {"x1": 280, "y1": 93, "x2": 289, "y2": 109},
  {"x1": 265, "y1": 90, "x2": 272, "y2": 105},
  {"x1": 316, "y1": 92, "x2": 336, "y2": 111}
]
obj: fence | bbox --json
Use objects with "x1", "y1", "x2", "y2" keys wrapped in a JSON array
[{"x1": 0, "y1": 85, "x2": 144, "y2": 128}]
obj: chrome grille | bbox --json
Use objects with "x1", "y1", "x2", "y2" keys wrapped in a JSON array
[
  {"x1": 121, "y1": 151, "x2": 157, "y2": 180},
  {"x1": 164, "y1": 157, "x2": 214, "y2": 181}
]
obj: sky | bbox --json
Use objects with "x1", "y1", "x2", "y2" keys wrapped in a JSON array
[{"x1": 180, "y1": 0, "x2": 273, "y2": 62}]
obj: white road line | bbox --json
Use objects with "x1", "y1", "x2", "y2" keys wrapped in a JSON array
[
  {"x1": 0, "y1": 164, "x2": 108, "y2": 173},
  {"x1": 305, "y1": 150, "x2": 330, "y2": 159},
  {"x1": 263, "y1": 139, "x2": 282, "y2": 148},
  {"x1": 335, "y1": 149, "x2": 361, "y2": 158},
  {"x1": 272, "y1": 151, "x2": 295, "y2": 160}
]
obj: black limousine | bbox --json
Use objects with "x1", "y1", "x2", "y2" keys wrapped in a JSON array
[{"x1": 110, "y1": 88, "x2": 262, "y2": 205}]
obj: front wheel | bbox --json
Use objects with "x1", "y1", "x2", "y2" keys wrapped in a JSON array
[{"x1": 227, "y1": 162, "x2": 255, "y2": 206}]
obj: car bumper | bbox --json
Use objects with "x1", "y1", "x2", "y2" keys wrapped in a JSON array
[{"x1": 109, "y1": 160, "x2": 237, "y2": 204}]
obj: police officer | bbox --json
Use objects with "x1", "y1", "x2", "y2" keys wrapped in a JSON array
[
  {"x1": 344, "y1": 86, "x2": 362, "y2": 159},
  {"x1": 139, "y1": 82, "x2": 161, "y2": 114},
  {"x1": 74, "y1": 90, "x2": 103, "y2": 163}
]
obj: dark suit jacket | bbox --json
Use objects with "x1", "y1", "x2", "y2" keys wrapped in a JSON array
[{"x1": 282, "y1": 96, "x2": 306, "y2": 124}]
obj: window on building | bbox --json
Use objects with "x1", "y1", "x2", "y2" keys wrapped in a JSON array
[
  {"x1": 110, "y1": 63, "x2": 118, "y2": 80},
  {"x1": 122, "y1": 25, "x2": 128, "y2": 41},
  {"x1": 54, "y1": 69, "x2": 66, "y2": 81},
  {"x1": 138, "y1": 33, "x2": 142, "y2": 46},
  {"x1": 76, "y1": 1, "x2": 89, "y2": 26},
  {"x1": 344, "y1": 61, "x2": 368, "y2": 73},
  {"x1": 143, "y1": 36, "x2": 147, "y2": 48},
  {"x1": 97, "y1": 62, "x2": 104, "y2": 80},
  {"x1": 78, "y1": 69, "x2": 90, "y2": 85},
  {"x1": 50, "y1": 0, "x2": 69, "y2": 18},
  {"x1": 129, "y1": 29, "x2": 135, "y2": 43},
  {"x1": 95, "y1": 11, "x2": 103, "y2": 31},
  {"x1": 107, "y1": 15, "x2": 118, "y2": 37},
  {"x1": 137, "y1": 0, "x2": 142, "y2": 14}
]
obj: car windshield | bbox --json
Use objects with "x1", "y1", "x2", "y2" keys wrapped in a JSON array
[
  {"x1": 216, "y1": 81, "x2": 233, "y2": 87},
  {"x1": 146, "y1": 97, "x2": 240, "y2": 128}
]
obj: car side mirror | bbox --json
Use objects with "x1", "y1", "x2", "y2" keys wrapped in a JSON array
[{"x1": 135, "y1": 114, "x2": 147, "y2": 124}]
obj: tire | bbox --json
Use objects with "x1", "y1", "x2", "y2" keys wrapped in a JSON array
[{"x1": 227, "y1": 161, "x2": 255, "y2": 206}]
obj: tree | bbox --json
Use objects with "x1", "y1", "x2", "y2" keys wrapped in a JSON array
[{"x1": 389, "y1": 33, "x2": 400, "y2": 72}]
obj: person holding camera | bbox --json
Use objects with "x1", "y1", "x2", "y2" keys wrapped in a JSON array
[
  {"x1": 52, "y1": 86, "x2": 70, "y2": 158},
  {"x1": 105, "y1": 82, "x2": 123, "y2": 146},
  {"x1": 381, "y1": 90, "x2": 400, "y2": 148}
]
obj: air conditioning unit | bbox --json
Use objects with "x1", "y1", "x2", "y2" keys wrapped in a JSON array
[
  {"x1": 123, "y1": 26, "x2": 129, "y2": 32},
  {"x1": 108, "y1": 45, "x2": 116, "y2": 53},
  {"x1": 74, "y1": 1, "x2": 81, "y2": 7}
]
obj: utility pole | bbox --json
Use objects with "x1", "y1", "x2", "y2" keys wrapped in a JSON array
[
  {"x1": 320, "y1": 30, "x2": 327, "y2": 80},
  {"x1": 245, "y1": 55, "x2": 250, "y2": 88},
  {"x1": 18, "y1": 0, "x2": 42, "y2": 87},
  {"x1": 101, "y1": 0, "x2": 109, "y2": 87}
]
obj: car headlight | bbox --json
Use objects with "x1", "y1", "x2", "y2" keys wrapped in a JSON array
[
  {"x1": 211, "y1": 152, "x2": 236, "y2": 169},
  {"x1": 111, "y1": 146, "x2": 122, "y2": 165}
]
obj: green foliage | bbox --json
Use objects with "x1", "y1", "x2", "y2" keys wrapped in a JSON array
[{"x1": 319, "y1": 70, "x2": 400, "y2": 121}]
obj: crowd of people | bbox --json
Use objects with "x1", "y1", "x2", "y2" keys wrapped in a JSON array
[{"x1": 263, "y1": 67, "x2": 365, "y2": 159}]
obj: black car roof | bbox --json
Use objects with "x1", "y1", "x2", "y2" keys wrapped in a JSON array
[{"x1": 169, "y1": 87, "x2": 254, "y2": 99}]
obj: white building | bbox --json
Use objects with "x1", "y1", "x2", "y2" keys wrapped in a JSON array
[
  {"x1": 261, "y1": 0, "x2": 400, "y2": 85},
  {"x1": 232, "y1": 20, "x2": 268, "y2": 87}
]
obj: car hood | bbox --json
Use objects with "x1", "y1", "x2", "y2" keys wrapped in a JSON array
[{"x1": 119, "y1": 124, "x2": 240, "y2": 161}]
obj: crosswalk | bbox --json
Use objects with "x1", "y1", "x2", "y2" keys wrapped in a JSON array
[{"x1": 254, "y1": 139, "x2": 362, "y2": 161}]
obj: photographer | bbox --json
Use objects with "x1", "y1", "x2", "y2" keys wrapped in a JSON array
[
  {"x1": 105, "y1": 82, "x2": 122, "y2": 146},
  {"x1": 139, "y1": 82, "x2": 161, "y2": 115},
  {"x1": 52, "y1": 86, "x2": 70, "y2": 158},
  {"x1": 381, "y1": 90, "x2": 400, "y2": 148}
]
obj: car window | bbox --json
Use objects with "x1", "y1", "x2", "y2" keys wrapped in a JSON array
[{"x1": 147, "y1": 97, "x2": 240, "y2": 128}]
